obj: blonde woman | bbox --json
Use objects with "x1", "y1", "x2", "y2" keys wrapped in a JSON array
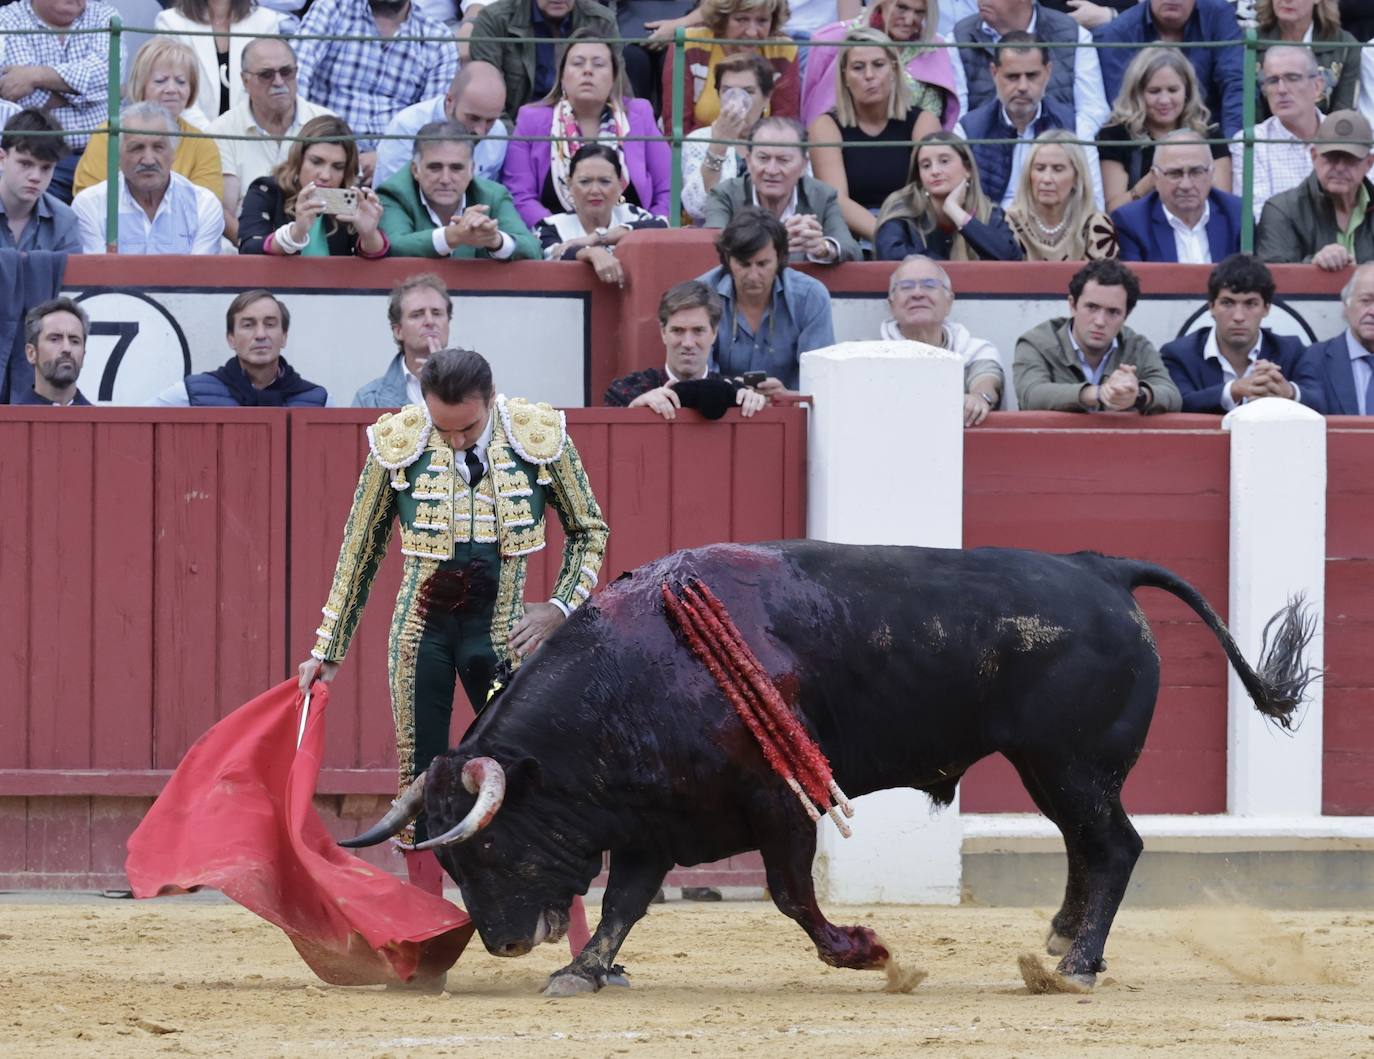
[
  {"x1": 1097, "y1": 46, "x2": 1231, "y2": 212},
  {"x1": 874, "y1": 132, "x2": 1020, "y2": 261},
  {"x1": 1006, "y1": 131, "x2": 1117, "y2": 262},
  {"x1": 802, "y1": 0, "x2": 963, "y2": 130},
  {"x1": 154, "y1": 0, "x2": 281, "y2": 120},
  {"x1": 73, "y1": 38, "x2": 223, "y2": 199},
  {"x1": 661, "y1": 0, "x2": 799, "y2": 134},
  {"x1": 808, "y1": 28, "x2": 942, "y2": 243},
  {"x1": 1255, "y1": 0, "x2": 1359, "y2": 116}
]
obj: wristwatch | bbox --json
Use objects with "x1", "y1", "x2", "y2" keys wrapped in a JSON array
[{"x1": 1134, "y1": 387, "x2": 1152, "y2": 413}]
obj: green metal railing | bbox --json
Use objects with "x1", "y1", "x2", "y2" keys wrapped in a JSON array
[{"x1": 13, "y1": 18, "x2": 1362, "y2": 251}]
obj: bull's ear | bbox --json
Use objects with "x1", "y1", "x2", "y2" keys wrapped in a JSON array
[{"x1": 504, "y1": 755, "x2": 543, "y2": 797}]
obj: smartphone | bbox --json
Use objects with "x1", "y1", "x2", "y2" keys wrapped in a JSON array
[
  {"x1": 742, "y1": 371, "x2": 768, "y2": 387},
  {"x1": 314, "y1": 187, "x2": 358, "y2": 215}
]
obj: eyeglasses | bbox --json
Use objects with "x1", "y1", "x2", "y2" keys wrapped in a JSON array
[
  {"x1": 1260, "y1": 72, "x2": 1317, "y2": 90},
  {"x1": 1153, "y1": 164, "x2": 1213, "y2": 181},
  {"x1": 893, "y1": 278, "x2": 948, "y2": 293},
  {"x1": 246, "y1": 65, "x2": 298, "y2": 83}
]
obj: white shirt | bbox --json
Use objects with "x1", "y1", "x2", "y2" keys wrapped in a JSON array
[
  {"x1": 1347, "y1": 329, "x2": 1374, "y2": 416},
  {"x1": 998, "y1": 102, "x2": 1042, "y2": 210},
  {"x1": 1230, "y1": 111, "x2": 1319, "y2": 221},
  {"x1": 402, "y1": 357, "x2": 424, "y2": 407},
  {"x1": 210, "y1": 95, "x2": 336, "y2": 196},
  {"x1": 72, "y1": 172, "x2": 224, "y2": 255},
  {"x1": 1203, "y1": 328, "x2": 1262, "y2": 411},
  {"x1": 422, "y1": 190, "x2": 515, "y2": 259},
  {"x1": 1360, "y1": 44, "x2": 1374, "y2": 130},
  {"x1": 1164, "y1": 200, "x2": 1212, "y2": 264}
]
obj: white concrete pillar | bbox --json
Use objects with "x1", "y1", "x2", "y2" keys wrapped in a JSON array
[
  {"x1": 803, "y1": 341, "x2": 965, "y2": 904},
  {"x1": 1222, "y1": 399, "x2": 1326, "y2": 817}
]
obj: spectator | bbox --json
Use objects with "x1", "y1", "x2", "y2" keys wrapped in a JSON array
[
  {"x1": 501, "y1": 34, "x2": 672, "y2": 227},
  {"x1": 71, "y1": 103, "x2": 224, "y2": 254},
  {"x1": 1256, "y1": 109, "x2": 1374, "y2": 270},
  {"x1": 1160, "y1": 254, "x2": 1325, "y2": 413},
  {"x1": 1014, "y1": 258, "x2": 1182, "y2": 412},
  {"x1": 808, "y1": 28, "x2": 943, "y2": 244},
  {"x1": 210, "y1": 37, "x2": 335, "y2": 242},
  {"x1": 374, "y1": 61, "x2": 509, "y2": 190},
  {"x1": 0, "y1": 0, "x2": 123, "y2": 201},
  {"x1": 619, "y1": 0, "x2": 700, "y2": 108},
  {"x1": 953, "y1": 0, "x2": 1110, "y2": 150},
  {"x1": 1006, "y1": 130, "x2": 1117, "y2": 260},
  {"x1": 378, "y1": 120, "x2": 540, "y2": 259},
  {"x1": 604, "y1": 279, "x2": 769, "y2": 418},
  {"x1": 1233, "y1": 46, "x2": 1323, "y2": 222},
  {"x1": 875, "y1": 132, "x2": 1022, "y2": 260},
  {"x1": 695, "y1": 206, "x2": 835, "y2": 392},
  {"x1": 803, "y1": 0, "x2": 965, "y2": 130},
  {"x1": 662, "y1": 0, "x2": 801, "y2": 135},
  {"x1": 1303, "y1": 261, "x2": 1374, "y2": 414},
  {"x1": 153, "y1": 0, "x2": 282, "y2": 121},
  {"x1": 1112, "y1": 130, "x2": 1242, "y2": 263},
  {"x1": 0, "y1": 110, "x2": 82, "y2": 253},
  {"x1": 1093, "y1": 0, "x2": 1244, "y2": 137},
  {"x1": 469, "y1": 0, "x2": 618, "y2": 119},
  {"x1": 704, "y1": 116, "x2": 860, "y2": 264},
  {"x1": 880, "y1": 254, "x2": 1004, "y2": 426},
  {"x1": 535, "y1": 144, "x2": 667, "y2": 284},
  {"x1": 354, "y1": 273, "x2": 451, "y2": 407},
  {"x1": 295, "y1": 0, "x2": 459, "y2": 177},
  {"x1": 1254, "y1": 0, "x2": 1358, "y2": 117},
  {"x1": 1364, "y1": 41, "x2": 1374, "y2": 133},
  {"x1": 238, "y1": 115, "x2": 387, "y2": 257},
  {"x1": 74, "y1": 39, "x2": 224, "y2": 200},
  {"x1": 13, "y1": 297, "x2": 91, "y2": 406},
  {"x1": 1098, "y1": 46, "x2": 1231, "y2": 212},
  {"x1": 961, "y1": 32, "x2": 1104, "y2": 210},
  {"x1": 152, "y1": 289, "x2": 327, "y2": 406},
  {"x1": 681, "y1": 54, "x2": 776, "y2": 224},
  {"x1": 1046, "y1": 0, "x2": 1142, "y2": 31}
]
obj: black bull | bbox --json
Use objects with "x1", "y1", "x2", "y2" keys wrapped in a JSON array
[{"x1": 345, "y1": 541, "x2": 1315, "y2": 995}]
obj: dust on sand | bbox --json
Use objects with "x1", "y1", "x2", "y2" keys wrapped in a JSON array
[{"x1": 3, "y1": 898, "x2": 1374, "y2": 1058}]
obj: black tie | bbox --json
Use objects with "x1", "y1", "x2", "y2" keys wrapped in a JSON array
[{"x1": 463, "y1": 445, "x2": 484, "y2": 485}]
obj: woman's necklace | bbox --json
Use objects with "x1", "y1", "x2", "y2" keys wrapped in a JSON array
[{"x1": 1030, "y1": 209, "x2": 1069, "y2": 242}]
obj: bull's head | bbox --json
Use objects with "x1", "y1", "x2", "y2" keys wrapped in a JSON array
[{"x1": 341, "y1": 754, "x2": 600, "y2": 958}]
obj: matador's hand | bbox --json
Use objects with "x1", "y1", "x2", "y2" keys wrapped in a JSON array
[
  {"x1": 508, "y1": 602, "x2": 566, "y2": 657},
  {"x1": 298, "y1": 656, "x2": 341, "y2": 692}
]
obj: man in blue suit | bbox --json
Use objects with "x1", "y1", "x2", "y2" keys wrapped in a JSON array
[
  {"x1": 1093, "y1": 0, "x2": 1244, "y2": 136},
  {"x1": 1304, "y1": 263, "x2": 1374, "y2": 416},
  {"x1": 1160, "y1": 255, "x2": 1325, "y2": 414},
  {"x1": 1112, "y1": 132, "x2": 1242, "y2": 264}
]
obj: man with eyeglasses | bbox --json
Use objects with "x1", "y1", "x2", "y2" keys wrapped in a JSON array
[
  {"x1": 1232, "y1": 46, "x2": 1324, "y2": 222},
  {"x1": 880, "y1": 255, "x2": 1004, "y2": 426},
  {"x1": 1111, "y1": 130, "x2": 1242, "y2": 264},
  {"x1": 1258, "y1": 110, "x2": 1374, "y2": 272},
  {"x1": 209, "y1": 38, "x2": 335, "y2": 242}
]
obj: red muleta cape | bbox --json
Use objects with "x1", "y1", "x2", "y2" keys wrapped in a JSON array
[{"x1": 124, "y1": 678, "x2": 473, "y2": 985}]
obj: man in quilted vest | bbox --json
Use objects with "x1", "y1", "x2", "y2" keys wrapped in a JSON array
[{"x1": 296, "y1": 348, "x2": 608, "y2": 896}]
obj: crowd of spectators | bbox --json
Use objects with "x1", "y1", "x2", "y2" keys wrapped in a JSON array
[{"x1": 3, "y1": 0, "x2": 1374, "y2": 415}]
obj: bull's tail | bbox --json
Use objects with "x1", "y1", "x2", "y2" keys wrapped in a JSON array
[{"x1": 1121, "y1": 561, "x2": 1319, "y2": 731}]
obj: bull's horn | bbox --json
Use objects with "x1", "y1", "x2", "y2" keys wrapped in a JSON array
[
  {"x1": 338, "y1": 772, "x2": 427, "y2": 848},
  {"x1": 414, "y1": 757, "x2": 506, "y2": 850}
]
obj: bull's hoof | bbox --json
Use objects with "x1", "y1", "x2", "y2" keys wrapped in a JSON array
[
  {"x1": 1045, "y1": 930, "x2": 1073, "y2": 957},
  {"x1": 542, "y1": 972, "x2": 599, "y2": 998},
  {"x1": 1017, "y1": 954, "x2": 1095, "y2": 995},
  {"x1": 601, "y1": 964, "x2": 631, "y2": 988}
]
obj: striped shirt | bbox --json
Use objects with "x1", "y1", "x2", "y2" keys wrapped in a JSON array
[{"x1": 1231, "y1": 112, "x2": 1318, "y2": 221}]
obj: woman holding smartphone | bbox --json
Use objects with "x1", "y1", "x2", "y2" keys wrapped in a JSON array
[{"x1": 238, "y1": 115, "x2": 387, "y2": 256}]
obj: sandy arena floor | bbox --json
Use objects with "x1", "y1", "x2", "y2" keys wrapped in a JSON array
[{"x1": 3, "y1": 895, "x2": 1373, "y2": 1057}]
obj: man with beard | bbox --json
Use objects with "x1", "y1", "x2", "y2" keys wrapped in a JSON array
[
  {"x1": 294, "y1": 0, "x2": 458, "y2": 181},
  {"x1": 354, "y1": 274, "x2": 452, "y2": 407},
  {"x1": 14, "y1": 298, "x2": 91, "y2": 406}
]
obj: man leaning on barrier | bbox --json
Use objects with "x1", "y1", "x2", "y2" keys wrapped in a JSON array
[
  {"x1": 1257, "y1": 109, "x2": 1374, "y2": 272},
  {"x1": 1301, "y1": 262, "x2": 1374, "y2": 415},
  {"x1": 14, "y1": 297, "x2": 92, "y2": 407}
]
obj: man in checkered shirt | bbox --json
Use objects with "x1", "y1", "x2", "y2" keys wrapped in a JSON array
[
  {"x1": 1231, "y1": 45, "x2": 1324, "y2": 222},
  {"x1": 0, "y1": 0, "x2": 123, "y2": 202},
  {"x1": 295, "y1": 0, "x2": 459, "y2": 182}
]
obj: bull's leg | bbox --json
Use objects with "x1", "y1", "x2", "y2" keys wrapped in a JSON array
[
  {"x1": 542, "y1": 849, "x2": 669, "y2": 997},
  {"x1": 757, "y1": 819, "x2": 889, "y2": 971},
  {"x1": 1009, "y1": 756, "x2": 1090, "y2": 955}
]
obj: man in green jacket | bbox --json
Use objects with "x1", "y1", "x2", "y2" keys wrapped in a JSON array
[
  {"x1": 1256, "y1": 110, "x2": 1374, "y2": 273},
  {"x1": 1013, "y1": 259, "x2": 1182, "y2": 414},
  {"x1": 378, "y1": 120, "x2": 541, "y2": 260},
  {"x1": 469, "y1": 0, "x2": 618, "y2": 119}
]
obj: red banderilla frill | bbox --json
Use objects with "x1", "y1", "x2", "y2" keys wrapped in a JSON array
[{"x1": 661, "y1": 577, "x2": 855, "y2": 837}]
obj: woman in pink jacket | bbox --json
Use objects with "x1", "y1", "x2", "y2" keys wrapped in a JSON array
[
  {"x1": 801, "y1": 0, "x2": 962, "y2": 130},
  {"x1": 501, "y1": 33, "x2": 673, "y2": 227}
]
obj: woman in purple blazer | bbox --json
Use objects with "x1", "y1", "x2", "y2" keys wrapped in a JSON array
[{"x1": 501, "y1": 33, "x2": 672, "y2": 228}]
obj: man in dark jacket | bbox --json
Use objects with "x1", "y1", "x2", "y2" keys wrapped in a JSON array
[
  {"x1": 1112, "y1": 131, "x2": 1243, "y2": 263},
  {"x1": 150, "y1": 289, "x2": 327, "y2": 407},
  {"x1": 13, "y1": 297, "x2": 92, "y2": 406},
  {"x1": 1302, "y1": 262, "x2": 1374, "y2": 415},
  {"x1": 1160, "y1": 255, "x2": 1325, "y2": 414}
]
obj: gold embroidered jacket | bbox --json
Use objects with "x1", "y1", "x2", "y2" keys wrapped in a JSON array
[{"x1": 310, "y1": 396, "x2": 608, "y2": 666}]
